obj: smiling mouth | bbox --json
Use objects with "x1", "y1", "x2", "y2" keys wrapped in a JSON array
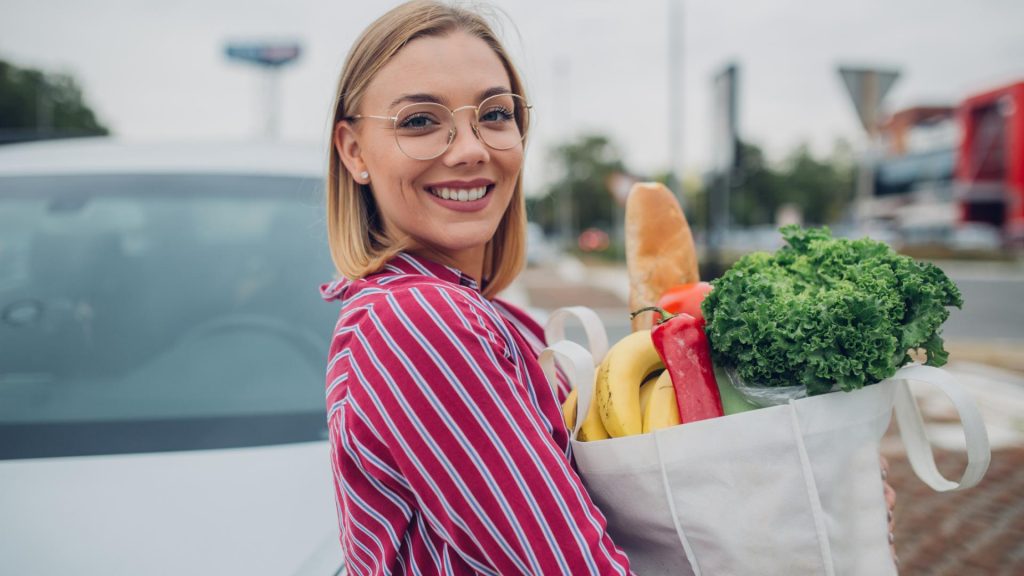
[{"x1": 427, "y1": 185, "x2": 492, "y2": 202}]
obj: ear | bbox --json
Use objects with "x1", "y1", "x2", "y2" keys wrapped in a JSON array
[{"x1": 334, "y1": 121, "x2": 369, "y2": 184}]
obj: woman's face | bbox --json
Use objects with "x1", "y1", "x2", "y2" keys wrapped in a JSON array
[{"x1": 336, "y1": 31, "x2": 524, "y2": 278}]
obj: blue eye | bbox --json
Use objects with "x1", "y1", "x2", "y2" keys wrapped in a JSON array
[
  {"x1": 479, "y1": 107, "x2": 515, "y2": 124},
  {"x1": 398, "y1": 113, "x2": 440, "y2": 130}
]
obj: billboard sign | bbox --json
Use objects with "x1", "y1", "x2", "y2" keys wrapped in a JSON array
[{"x1": 225, "y1": 42, "x2": 302, "y2": 67}]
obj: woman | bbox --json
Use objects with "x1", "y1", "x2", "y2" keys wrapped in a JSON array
[
  {"x1": 321, "y1": 2, "x2": 896, "y2": 574},
  {"x1": 321, "y1": 2, "x2": 631, "y2": 573}
]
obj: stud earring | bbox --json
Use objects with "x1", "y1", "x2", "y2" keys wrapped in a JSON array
[{"x1": 359, "y1": 171, "x2": 369, "y2": 181}]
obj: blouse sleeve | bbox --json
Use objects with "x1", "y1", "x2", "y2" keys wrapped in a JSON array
[{"x1": 338, "y1": 284, "x2": 633, "y2": 575}]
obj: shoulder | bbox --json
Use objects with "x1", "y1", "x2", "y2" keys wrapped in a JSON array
[
  {"x1": 490, "y1": 298, "x2": 549, "y2": 354},
  {"x1": 344, "y1": 274, "x2": 497, "y2": 330},
  {"x1": 331, "y1": 276, "x2": 513, "y2": 370},
  {"x1": 330, "y1": 281, "x2": 528, "y2": 427}
]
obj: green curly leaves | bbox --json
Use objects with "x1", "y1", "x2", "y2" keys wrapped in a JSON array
[{"x1": 703, "y1": 225, "x2": 963, "y2": 395}]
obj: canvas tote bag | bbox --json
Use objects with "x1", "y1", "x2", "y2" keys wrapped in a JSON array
[{"x1": 539, "y1": 307, "x2": 991, "y2": 576}]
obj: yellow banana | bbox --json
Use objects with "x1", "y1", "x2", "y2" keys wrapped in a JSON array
[
  {"x1": 638, "y1": 376, "x2": 657, "y2": 416},
  {"x1": 595, "y1": 329, "x2": 665, "y2": 437},
  {"x1": 643, "y1": 371, "x2": 682, "y2": 433},
  {"x1": 561, "y1": 376, "x2": 611, "y2": 441},
  {"x1": 562, "y1": 388, "x2": 578, "y2": 430},
  {"x1": 579, "y1": 397, "x2": 611, "y2": 442}
]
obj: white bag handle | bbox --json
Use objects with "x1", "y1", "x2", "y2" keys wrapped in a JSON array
[
  {"x1": 542, "y1": 307, "x2": 609, "y2": 440},
  {"x1": 890, "y1": 364, "x2": 991, "y2": 491},
  {"x1": 538, "y1": 340, "x2": 595, "y2": 440},
  {"x1": 544, "y1": 306, "x2": 609, "y2": 365}
]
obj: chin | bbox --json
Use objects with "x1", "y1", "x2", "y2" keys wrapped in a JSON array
[{"x1": 430, "y1": 228, "x2": 498, "y2": 252}]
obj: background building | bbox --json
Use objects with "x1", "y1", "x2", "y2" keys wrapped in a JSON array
[{"x1": 873, "y1": 80, "x2": 1024, "y2": 249}]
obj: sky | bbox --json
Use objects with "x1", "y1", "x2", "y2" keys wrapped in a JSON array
[{"x1": 2, "y1": 0, "x2": 1023, "y2": 197}]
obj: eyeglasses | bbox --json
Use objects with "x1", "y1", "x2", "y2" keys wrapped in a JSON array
[{"x1": 348, "y1": 93, "x2": 531, "y2": 160}]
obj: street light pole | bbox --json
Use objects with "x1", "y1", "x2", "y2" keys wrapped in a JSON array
[
  {"x1": 838, "y1": 66, "x2": 900, "y2": 231},
  {"x1": 668, "y1": 0, "x2": 684, "y2": 201},
  {"x1": 555, "y1": 57, "x2": 574, "y2": 250},
  {"x1": 264, "y1": 68, "x2": 282, "y2": 140},
  {"x1": 225, "y1": 41, "x2": 302, "y2": 141}
]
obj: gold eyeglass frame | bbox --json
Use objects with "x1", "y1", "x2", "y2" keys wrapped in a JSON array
[{"x1": 347, "y1": 93, "x2": 532, "y2": 161}]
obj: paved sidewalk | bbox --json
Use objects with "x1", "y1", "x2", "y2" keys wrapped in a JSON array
[
  {"x1": 883, "y1": 362, "x2": 1024, "y2": 575},
  {"x1": 509, "y1": 258, "x2": 1024, "y2": 574}
]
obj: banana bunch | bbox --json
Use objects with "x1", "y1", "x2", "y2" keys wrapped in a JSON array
[{"x1": 562, "y1": 330, "x2": 682, "y2": 439}]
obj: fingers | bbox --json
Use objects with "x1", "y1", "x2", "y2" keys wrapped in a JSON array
[
  {"x1": 880, "y1": 455, "x2": 899, "y2": 568},
  {"x1": 884, "y1": 482, "x2": 896, "y2": 520}
]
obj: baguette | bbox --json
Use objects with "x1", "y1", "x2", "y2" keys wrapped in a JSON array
[{"x1": 625, "y1": 182, "x2": 700, "y2": 331}]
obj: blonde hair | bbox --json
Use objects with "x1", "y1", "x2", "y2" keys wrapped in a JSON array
[{"x1": 326, "y1": 0, "x2": 528, "y2": 299}]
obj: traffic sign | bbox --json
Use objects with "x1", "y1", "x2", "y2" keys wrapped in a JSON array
[{"x1": 839, "y1": 66, "x2": 900, "y2": 134}]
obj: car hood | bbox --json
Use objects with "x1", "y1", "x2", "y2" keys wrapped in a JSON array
[{"x1": 0, "y1": 441, "x2": 342, "y2": 576}]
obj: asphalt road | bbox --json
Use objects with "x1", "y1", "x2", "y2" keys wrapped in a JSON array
[{"x1": 944, "y1": 277, "x2": 1024, "y2": 341}]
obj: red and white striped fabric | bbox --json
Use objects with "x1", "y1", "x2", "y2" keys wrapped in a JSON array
[{"x1": 320, "y1": 252, "x2": 633, "y2": 576}]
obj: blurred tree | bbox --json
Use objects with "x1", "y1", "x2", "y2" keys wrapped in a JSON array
[
  {"x1": 0, "y1": 58, "x2": 109, "y2": 144},
  {"x1": 527, "y1": 135, "x2": 857, "y2": 254},
  {"x1": 729, "y1": 141, "x2": 783, "y2": 226},
  {"x1": 526, "y1": 134, "x2": 626, "y2": 241},
  {"x1": 778, "y1": 142, "x2": 855, "y2": 224},
  {"x1": 719, "y1": 139, "x2": 856, "y2": 227}
]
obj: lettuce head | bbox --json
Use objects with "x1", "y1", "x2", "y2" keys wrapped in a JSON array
[{"x1": 702, "y1": 226, "x2": 963, "y2": 396}]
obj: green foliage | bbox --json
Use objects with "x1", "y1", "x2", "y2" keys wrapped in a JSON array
[
  {"x1": 724, "y1": 140, "x2": 855, "y2": 226},
  {"x1": 527, "y1": 133, "x2": 858, "y2": 248},
  {"x1": 0, "y1": 58, "x2": 109, "y2": 142},
  {"x1": 526, "y1": 134, "x2": 625, "y2": 238},
  {"x1": 702, "y1": 226, "x2": 963, "y2": 395}
]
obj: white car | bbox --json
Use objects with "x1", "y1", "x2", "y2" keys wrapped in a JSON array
[{"x1": 0, "y1": 138, "x2": 344, "y2": 575}]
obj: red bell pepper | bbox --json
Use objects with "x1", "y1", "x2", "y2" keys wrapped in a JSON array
[
  {"x1": 630, "y1": 306, "x2": 724, "y2": 424},
  {"x1": 657, "y1": 282, "x2": 713, "y2": 320}
]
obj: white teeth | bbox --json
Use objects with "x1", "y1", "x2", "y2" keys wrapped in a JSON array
[{"x1": 431, "y1": 186, "x2": 488, "y2": 202}]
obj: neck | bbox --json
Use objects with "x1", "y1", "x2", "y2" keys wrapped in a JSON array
[{"x1": 409, "y1": 244, "x2": 487, "y2": 286}]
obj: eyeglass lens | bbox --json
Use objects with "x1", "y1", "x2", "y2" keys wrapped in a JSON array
[{"x1": 393, "y1": 94, "x2": 529, "y2": 160}]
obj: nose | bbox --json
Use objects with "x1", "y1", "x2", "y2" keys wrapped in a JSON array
[{"x1": 442, "y1": 111, "x2": 490, "y2": 167}]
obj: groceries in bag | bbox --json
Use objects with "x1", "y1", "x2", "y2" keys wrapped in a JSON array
[
  {"x1": 545, "y1": 181, "x2": 988, "y2": 575},
  {"x1": 570, "y1": 181, "x2": 965, "y2": 432}
]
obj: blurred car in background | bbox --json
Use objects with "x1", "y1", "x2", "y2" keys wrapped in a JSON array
[
  {"x1": 0, "y1": 138, "x2": 344, "y2": 575},
  {"x1": 950, "y1": 222, "x2": 1003, "y2": 251}
]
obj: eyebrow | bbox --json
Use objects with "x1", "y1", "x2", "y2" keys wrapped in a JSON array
[
  {"x1": 478, "y1": 86, "x2": 513, "y2": 101},
  {"x1": 388, "y1": 86, "x2": 513, "y2": 110},
  {"x1": 388, "y1": 93, "x2": 444, "y2": 109}
]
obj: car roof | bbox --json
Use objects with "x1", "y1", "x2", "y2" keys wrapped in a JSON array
[{"x1": 0, "y1": 137, "x2": 327, "y2": 178}]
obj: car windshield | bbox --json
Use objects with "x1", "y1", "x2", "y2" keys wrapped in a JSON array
[{"x1": 0, "y1": 173, "x2": 336, "y2": 458}]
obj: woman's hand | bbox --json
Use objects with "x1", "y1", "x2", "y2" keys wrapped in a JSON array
[{"x1": 881, "y1": 455, "x2": 898, "y2": 568}]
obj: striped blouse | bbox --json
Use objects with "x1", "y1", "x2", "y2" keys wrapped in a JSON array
[{"x1": 320, "y1": 252, "x2": 633, "y2": 575}]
